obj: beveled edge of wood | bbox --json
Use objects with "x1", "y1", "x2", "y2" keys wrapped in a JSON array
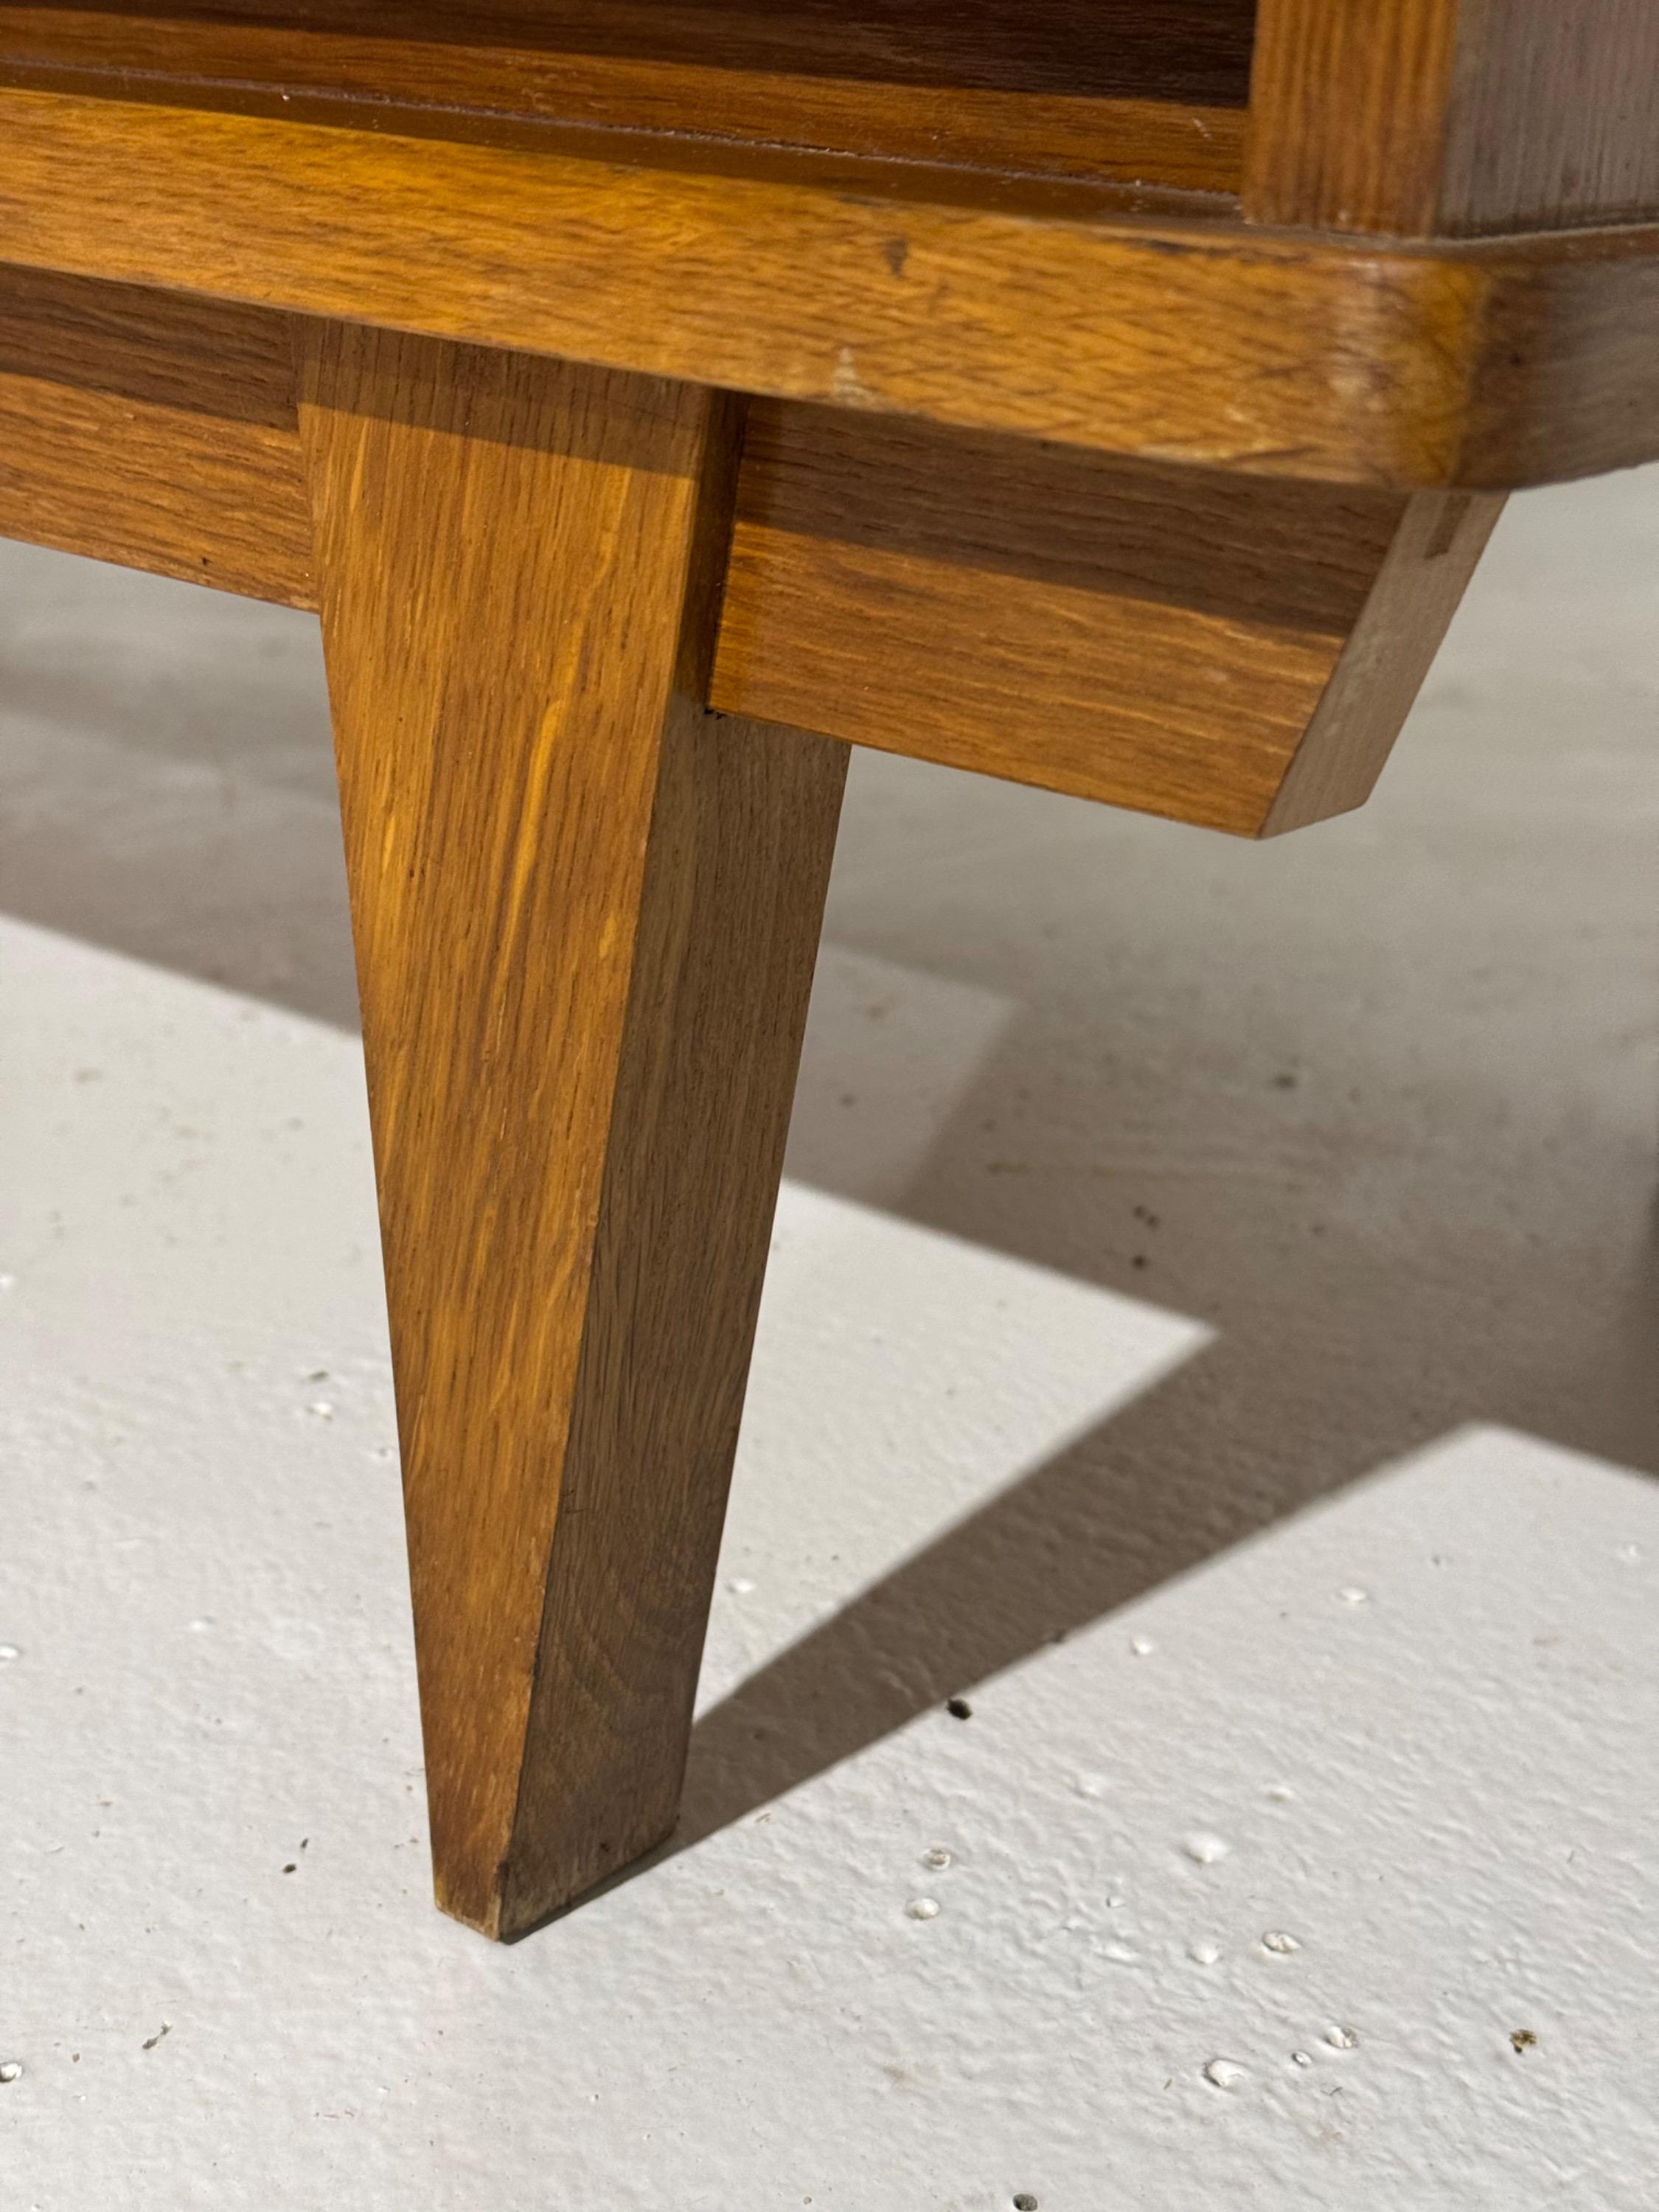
[
  {"x1": 1, "y1": 86, "x2": 1657, "y2": 490},
  {"x1": 1259, "y1": 487, "x2": 1508, "y2": 834}
]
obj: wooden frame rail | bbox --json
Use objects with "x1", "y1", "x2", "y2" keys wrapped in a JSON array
[
  {"x1": 1, "y1": 88, "x2": 1657, "y2": 495},
  {"x1": 0, "y1": 263, "x2": 1503, "y2": 837},
  {"x1": 0, "y1": 1, "x2": 1257, "y2": 192},
  {"x1": 1248, "y1": 0, "x2": 1659, "y2": 236}
]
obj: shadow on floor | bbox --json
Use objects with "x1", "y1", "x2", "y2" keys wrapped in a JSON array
[
  {"x1": 671, "y1": 1224, "x2": 1659, "y2": 1857},
  {"x1": 3, "y1": 523, "x2": 1657, "y2": 1888}
]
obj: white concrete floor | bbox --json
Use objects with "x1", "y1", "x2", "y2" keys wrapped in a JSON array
[{"x1": 1, "y1": 467, "x2": 1657, "y2": 2209}]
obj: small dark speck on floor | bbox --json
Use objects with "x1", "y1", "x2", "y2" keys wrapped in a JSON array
[
  {"x1": 1510, "y1": 2029, "x2": 1538, "y2": 2053},
  {"x1": 1014, "y1": 2195, "x2": 1040, "y2": 2210},
  {"x1": 946, "y1": 1697, "x2": 973, "y2": 1720},
  {"x1": 283, "y1": 1863, "x2": 298, "y2": 1874},
  {"x1": 142, "y1": 2023, "x2": 172, "y2": 2051},
  {"x1": 1273, "y1": 1071, "x2": 1299, "y2": 1090}
]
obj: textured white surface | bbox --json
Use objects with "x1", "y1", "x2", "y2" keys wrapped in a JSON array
[{"x1": 1, "y1": 468, "x2": 1658, "y2": 2208}]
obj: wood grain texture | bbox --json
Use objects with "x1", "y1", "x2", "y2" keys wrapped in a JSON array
[
  {"x1": 1, "y1": 248, "x2": 1654, "y2": 568},
  {"x1": 0, "y1": 1, "x2": 1253, "y2": 190},
  {"x1": 714, "y1": 404, "x2": 1500, "y2": 834},
  {"x1": 0, "y1": 263, "x2": 1503, "y2": 836},
  {"x1": 2, "y1": 89, "x2": 1658, "y2": 490},
  {"x1": 299, "y1": 323, "x2": 846, "y2": 1938},
  {"x1": 1458, "y1": 230, "x2": 1659, "y2": 490},
  {"x1": 0, "y1": 262, "x2": 312, "y2": 601},
  {"x1": 1262, "y1": 487, "x2": 1503, "y2": 832},
  {"x1": 1247, "y1": 0, "x2": 1659, "y2": 235},
  {"x1": 0, "y1": 0, "x2": 1258, "y2": 100},
  {"x1": 0, "y1": 88, "x2": 1510, "y2": 487}
]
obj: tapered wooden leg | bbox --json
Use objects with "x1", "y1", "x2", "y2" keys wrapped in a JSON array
[{"x1": 296, "y1": 324, "x2": 847, "y2": 1939}]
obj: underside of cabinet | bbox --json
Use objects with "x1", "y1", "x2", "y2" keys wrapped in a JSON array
[
  {"x1": 0, "y1": 2, "x2": 1260, "y2": 191},
  {"x1": 0, "y1": 0, "x2": 1655, "y2": 836}
]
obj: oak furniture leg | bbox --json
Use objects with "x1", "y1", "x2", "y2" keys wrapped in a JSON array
[{"x1": 297, "y1": 324, "x2": 848, "y2": 1939}]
